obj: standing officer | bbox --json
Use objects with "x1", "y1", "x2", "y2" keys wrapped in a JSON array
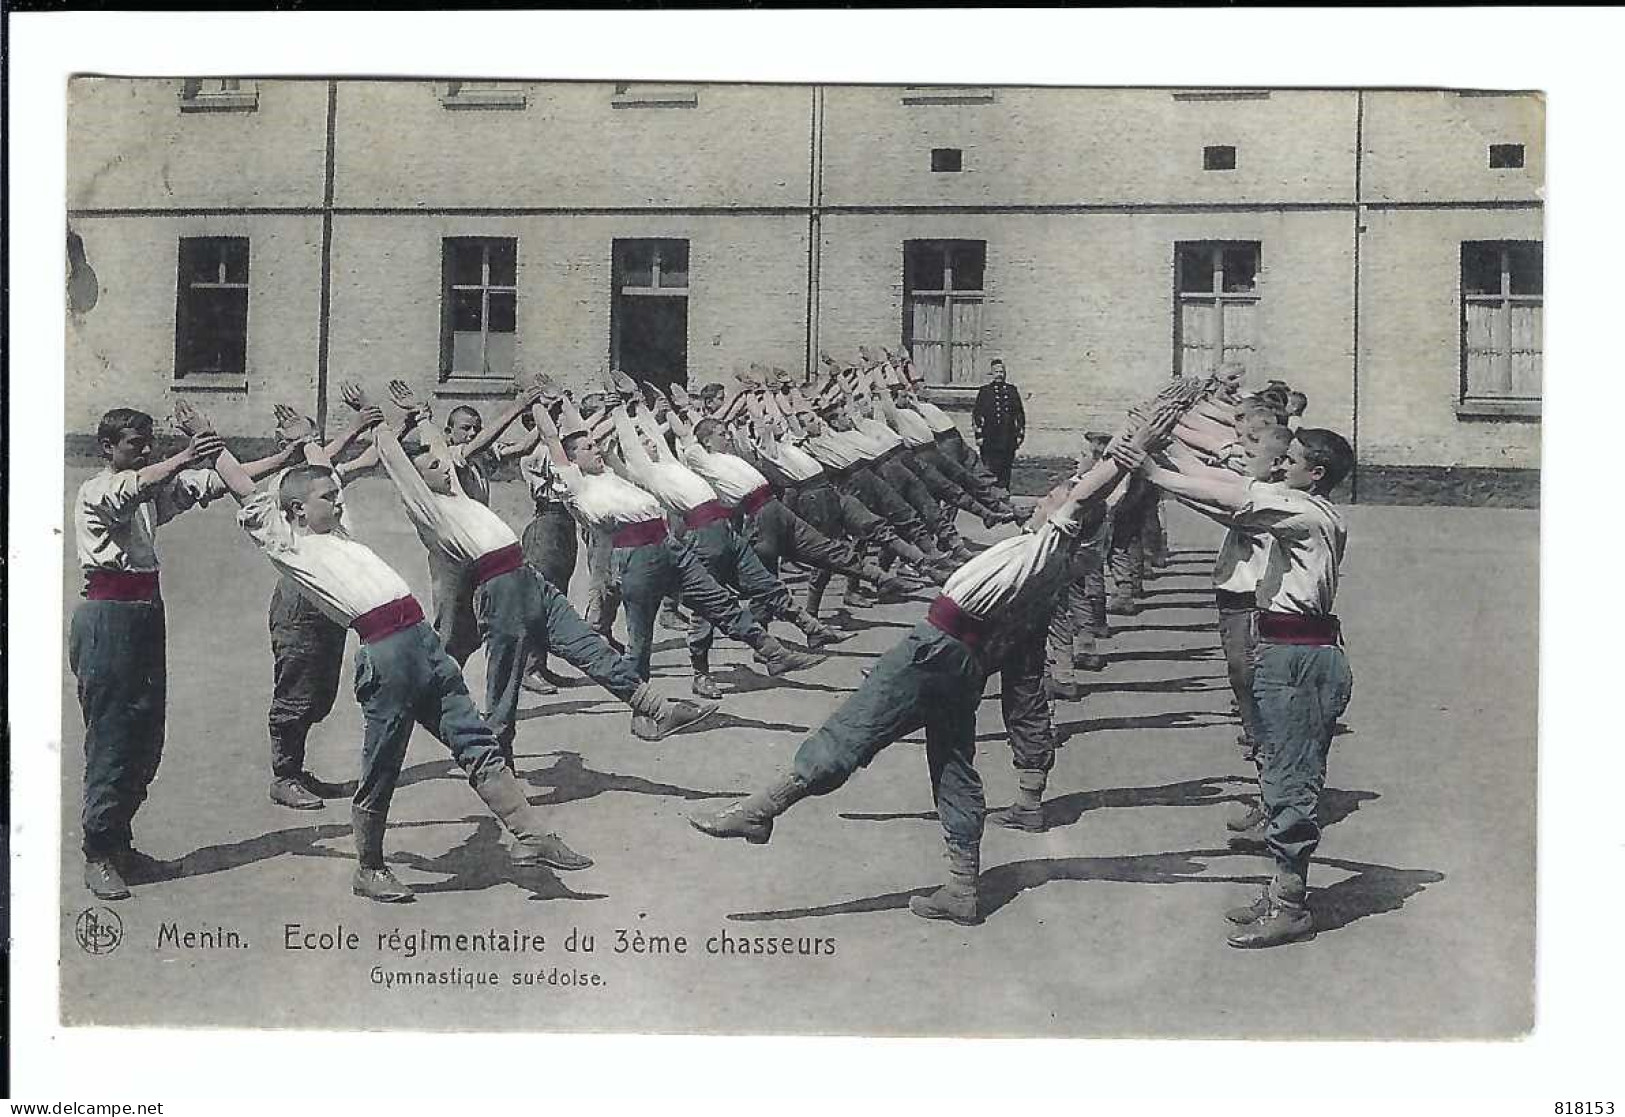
[{"x1": 972, "y1": 358, "x2": 1025, "y2": 490}]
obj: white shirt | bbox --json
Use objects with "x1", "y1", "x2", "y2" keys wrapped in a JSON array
[
  {"x1": 75, "y1": 466, "x2": 226, "y2": 573},
  {"x1": 890, "y1": 407, "x2": 937, "y2": 448},
  {"x1": 767, "y1": 440, "x2": 825, "y2": 482},
  {"x1": 1212, "y1": 525, "x2": 1273, "y2": 596},
  {"x1": 680, "y1": 443, "x2": 770, "y2": 507},
  {"x1": 1234, "y1": 481, "x2": 1347, "y2": 615},
  {"x1": 942, "y1": 514, "x2": 1081, "y2": 619},
  {"x1": 852, "y1": 417, "x2": 905, "y2": 454},
  {"x1": 238, "y1": 481, "x2": 415, "y2": 626},
  {"x1": 551, "y1": 460, "x2": 666, "y2": 532},
  {"x1": 801, "y1": 429, "x2": 869, "y2": 470},
  {"x1": 379, "y1": 434, "x2": 518, "y2": 564},
  {"x1": 911, "y1": 399, "x2": 959, "y2": 435},
  {"x1": 611, "y1": 408, "x2": 718, "y2": 514}
]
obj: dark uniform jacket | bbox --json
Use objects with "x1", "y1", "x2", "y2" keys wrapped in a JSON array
[{"x1": 972, "y1": 381, "x2": 1025, "y2": 451}]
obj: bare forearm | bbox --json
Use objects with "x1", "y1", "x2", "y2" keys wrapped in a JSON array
[
  {"x1": 212, "y1": 448, "x2": 258, "y2": 504},
  {"x1": 135, "y1": 448, "x2": 201, "y2": 490},
  {"x1": 238, "y1": 443, "x2": 302, "y2": 481},
  {"x1": 1142, "y1": 463, "x2": 1249, "y2": 512}
]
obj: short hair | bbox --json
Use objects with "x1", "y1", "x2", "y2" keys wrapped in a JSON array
[
  {"x1": 97, "y1": 407, "x2": 153, "y2": 446},
  {"x1": 1286, "y1": 391, "x2": 1308, "y2": 415},
  {"x1": 1255, "y1": 425, "x2": 1294, "y2": 457},
  {"x1": 700, "y1": 382, "x2": 726, "y2": 400},
  {"x1": 561, "y1": 431, "x2": 592, "y2": 460},
  {"x1": 1294, "y1": 428, "x2": 1354, "y2": 495},
  {"x1": 1238, "y1": 402, "x2": 1283, "y2": 427},
  {"x1": 1257, "y1": 385, "x2": 1290, "y2": 411},
  {"x1": 1083, "y1": 430, "x2": 1113, "y2": 447},
  {"x1": 445, "y1": 404, "x2": 482, "y2": 428},
  {"x1": 277, "y1": 464, "x2": 337, "y2": 512},
  {"x1": 693, "y1": 417, "x2": 726, "y2": 443}
]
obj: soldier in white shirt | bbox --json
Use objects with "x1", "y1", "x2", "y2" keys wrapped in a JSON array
[
  {"x1": 203, "y1": 422, "x2": 595, "y2": 904},
  {"x1": 664, "y1": 392, "x2": 900, "y2": 642},
  {"x1": 260, "y1": 403, "x2": 389, "y2": 812},
  {"x1": 425, "y1": 397, "x2": 538, "y2": 667},
  {"x1": 529, "y1": 397, "x2": 825, "y2": 698},
  {"x1": 1125, "y1": 425, "x2": 1355, "y2": 949},
  {"x1": 361, "y1": 382, "x2": 718, "y2": 758},
  {"x1": 70, "y1": 408, "x2": 231, "y2": 900},
  {"x1": 601, "y1": 392, "x2": 829, "y2": 696},
  {"x1": 736, "y1": 387, "x2": 946, "y2": 615},
  {"x1": 691, "y1": 410, "x2": 1184, "y2": 926}
]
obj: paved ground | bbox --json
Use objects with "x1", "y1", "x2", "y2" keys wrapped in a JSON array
[{"x1": 57, "y1": 466, "x2": 1537, "y2": 1038}]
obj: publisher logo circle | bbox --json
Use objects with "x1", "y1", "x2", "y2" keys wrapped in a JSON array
[{"x1": 75, "y1": 906, "x2": 124, "y2": 955}]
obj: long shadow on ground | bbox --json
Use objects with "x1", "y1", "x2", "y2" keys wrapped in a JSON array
[
  {"x1": 838, "y1": 780, "x2": 1378, "y2": 833},
  {"x1": 724, "y1": 847, "x2": 1441, "y2": 939},
  {"x1": 389, "y1": 816, "x2": 608, "y2": 902},
  {"x1": 521, "y1": 750, "x2": 746, "y2": 807}
]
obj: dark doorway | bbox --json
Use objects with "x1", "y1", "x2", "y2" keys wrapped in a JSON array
[{"x1": 612, "y1": 239, "x2": 689, "y2": 392}]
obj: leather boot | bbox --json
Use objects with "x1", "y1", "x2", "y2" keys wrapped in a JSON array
[
  {"x1": 471, "y1": 767, "x2": 593, "y2": 871},
  {"x1": 270, "y1": 775, "x2": 324, "y2": 810},
  {"x1": 84, "y1": 857, "x2": 132, "y2": 901},
  {"x1": 842, "y1": 582, "x2": 876, "y2": 608},
  {"x1": 351, "y1": 806, "x2": 414, "y2": 903},
  {"x1": 1228, "y1": 871, "x2": 1313, "y2": 948},
  {"x1": 794, "y1": 608, "x2": 850, "y2": 648},
  {"x1": 909, "y1": 841, "x2": 982, "y2": 925},
  {"x1": 754, "y1": 635, "x2": 827, "y2": 677},
  {"x1": 885, "y1": 536, "x2": 932, "y2": 571},
  {"x1": 860, "y1": 564, "x2": 915, "y2": 600},
  {"x1": 629, "y1": 681, "x2": 719, "y2": 742},
  {"x1": 988, "y1": 770, "x2": 1048, "y2": 833},
  {"x1": 1227, "y1": 801, "x2": 1266, "y2": 833},
  {"x1": 690, "y1": 653, "x2": 724, "y2": 699},
  {"x1": 804, "y1": 579, "x2": 827, "y2": 619},
  {"x1": 689, "y1": 771, "x2": 811, "y2": 844},
  {"x1": 1225, "y1": 888, "x2": 1273, "y2": 925}
]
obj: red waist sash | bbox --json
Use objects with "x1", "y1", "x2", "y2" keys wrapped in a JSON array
[
  {"x1": 684, "y1": 500, "x2": 731, "y2": 530},
  {"x1": 472, "y1": 543, "x2": 525, "y2": 587},
  {"x1": 926, "y1": 595, "x2": 987, "y2": 649},
  {"x1": 85, "y1": 569, "x2": 160, "y2": 601},
  {"x1": 613, "y1": 518, "x2": 669, "y2": 548},
  {"x1": 352, "y1": 596, "x2": 426, "y2": 644},
  {"x1": 1256, "y1": 612, "x2": 1341, "y2": 645},
  {"x1": 739, "y1": 485, "x2": 775, "y2": 516}
]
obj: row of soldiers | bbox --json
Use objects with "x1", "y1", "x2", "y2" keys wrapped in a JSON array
[{"x1": 70, "y1": 348, "x2": 1353, "y2": 948}]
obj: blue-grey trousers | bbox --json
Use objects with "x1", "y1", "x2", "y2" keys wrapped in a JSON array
[
  {"x1": 792, "y1": 622, "x2": 987, "y2": 848},
  {"x1": 1252, "y1": 641, "x2": 1354, "y2": 879},
  {"x1": 352, "y1": 620, "x2": 506, "y2": 815},
  {"x1": 475, "y1": 565, "x2": 643, "y2": 756},
  {"x1": 268, "y1": 577, "x2": 348, "y2": 779},
  {"x1": 615, "y1": 536, "x2": 768, "y2": 679},
  {"x1": 70, "y1": 598, "x2": 166, "y2": 858},
  {"x1": 679, "y1": 522, "x2": 792, "y2": 664}
]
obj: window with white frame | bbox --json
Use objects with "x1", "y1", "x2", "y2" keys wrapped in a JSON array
[
  {"x1": 179, "y1": 78, "x2": 258, "y2": 113},
  {"x1": 440, "y1": 238, "x2": 518, "y2": 381},
  {"x1": 175, "y1": 237, "x2": 250, "y2": 382},
  {"x1": 1175, "y1": 242, "x2": 1261, "y2": 378},
  {"x1": 1461, "y1": 241, "x2": 1542, "y2": 413},
  {"x1": 903, "y1": 240, "x2": 986, "y2": 387}
]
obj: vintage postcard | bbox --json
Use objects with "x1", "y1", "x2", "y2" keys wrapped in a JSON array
[{"x1": 57, "y1": 75, "x2": 1540, "y2": 1038}]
